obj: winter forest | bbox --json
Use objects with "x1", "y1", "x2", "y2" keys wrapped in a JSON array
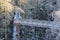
[{"x1": 0, "y1": 0, "x2": 60, "y2": 40}]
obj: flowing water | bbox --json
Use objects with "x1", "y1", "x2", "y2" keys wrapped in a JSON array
[
  {"x1": 13, "y1": 25, "x2": 17, "y2": 40},
  {"x1": 13, "y1": 10, "x2": 22, "y2": 40}
]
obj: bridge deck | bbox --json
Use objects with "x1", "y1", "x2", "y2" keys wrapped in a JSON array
[{"x1": 14, "y1": 19, "x2": 53, "y2": 28}]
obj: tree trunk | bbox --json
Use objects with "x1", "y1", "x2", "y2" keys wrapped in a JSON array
[{"x1": 3, "y1": 24, "x2": 7, "y2": 40}]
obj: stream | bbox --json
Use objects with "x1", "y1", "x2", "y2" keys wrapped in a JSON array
[
  {"x1": 13, "y1": 10, "x2": 22, "y2": 40},
  {"x1": 13, "y1": 25, "x2": 17, "y2": 40}
]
